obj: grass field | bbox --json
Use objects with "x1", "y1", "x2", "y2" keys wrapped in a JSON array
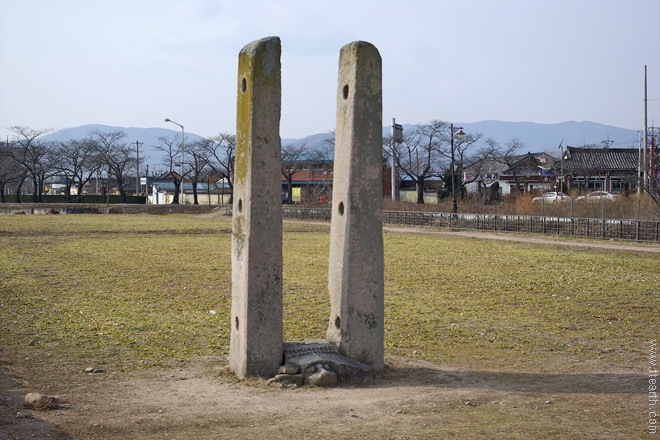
[{"x1": 0, "y1": 213, "x2": 658, "y2": 439}]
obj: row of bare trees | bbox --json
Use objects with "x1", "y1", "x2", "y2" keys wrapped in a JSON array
[
  {"x1": 0, "y1": 126, "x2": 136, "y2": 203},
  {"x1": 150, "y1": 132, "x2": 236, "y2": 205},
  {"x1": 0, "y1": 126, "x2": 238, "y2": 205},
  {"x1": 7, "y1": 121, "x2": 652, "y2": 210},
  {"x1": 0, "y1": 121, "x2": 513, "y2": 208},
  {"x1": 383, "y1": 119, "x2": 532, "y2": 211},
  {"x1": 384, "y1": 120, "x2": 483, "y2": 205}
]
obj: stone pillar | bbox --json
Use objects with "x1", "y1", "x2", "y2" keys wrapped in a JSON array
[
  {"x1": 229, "y1": 36, "x2": 283, "y2": 379},
  {"x1": 326, "y1": 41, "x2": 384, "y2": 371}
]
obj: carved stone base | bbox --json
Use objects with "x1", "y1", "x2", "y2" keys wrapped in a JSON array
[{"x1": 281, "y1": 340, "x2": 373, "y2": 385}]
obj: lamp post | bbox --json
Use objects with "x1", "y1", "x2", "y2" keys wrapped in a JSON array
[
  {"x1": 164, "y1": 118, "x2": 184, "y2": 204},
  {"x1": 133, "y1": 140, "x2": 143, "y2": 196},
  {"x1": 391, "y1": 118, "x2": 403, "y2": 201},
  {"x1": 558, "y1": 143, "x2": 564, "y2": 194},
  {"x1": 450, "y1": 123, "x2": 465, "y2": 214}
]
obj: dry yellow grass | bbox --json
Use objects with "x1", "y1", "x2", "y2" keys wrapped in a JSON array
[
  {"x1": 0, "y1": 214, "x2": 657, "y2": 372},
  {"x1": 0, "y1": 214, "x2": 657, "y2": 439}
]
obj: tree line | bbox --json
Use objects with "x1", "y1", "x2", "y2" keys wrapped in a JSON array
[
  {"x1": 0, "y1": 122, "x2": 521, "y2": 210},
  {"x1": 8, "y1": 121, "x2": 649, "y2": 211},
  {"x1": 0, "y1": 126, "x2": 237, "y2": 205},
  {"x1": 383, "y1": 119, "x2": 537, "y2": 211}
]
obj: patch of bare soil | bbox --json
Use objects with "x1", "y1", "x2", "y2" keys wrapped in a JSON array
[{"x1": 1, "y1": 355, "x2": 644, "y2": 439}]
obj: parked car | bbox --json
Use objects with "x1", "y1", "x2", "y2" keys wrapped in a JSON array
[
  {"x1": 532, "y1": 192, "x2": 572, "y2": 204},
  {"x1": 576, "y1": 191, "x2": 618, "y2": 202}
]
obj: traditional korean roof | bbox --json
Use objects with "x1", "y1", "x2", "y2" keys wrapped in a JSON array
[
  {"x1": 561, "y1": 147, "x2": 639, "y2": 171},
  {"x1": 465, "y1": 152, "x2": 556, "y2": 177},
  {"x1": 503, "y1": 153, "x2": 546, "y2": 176}
]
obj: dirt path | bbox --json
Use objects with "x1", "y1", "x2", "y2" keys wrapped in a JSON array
[
  {"x1": 281, "y1": 217, "x2": 660, "y2": 254},
  {"x1": 0, "y1": 355, "x2": 644, "y2": 439}
]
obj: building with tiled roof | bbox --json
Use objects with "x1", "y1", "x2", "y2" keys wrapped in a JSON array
[{"x1": 559, "y1": 147, "x2": 640, "y2": 193}]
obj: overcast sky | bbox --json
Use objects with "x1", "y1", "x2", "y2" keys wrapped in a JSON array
[{"x1": 1, "y1": 0, "x2": 659, "y2": 141}]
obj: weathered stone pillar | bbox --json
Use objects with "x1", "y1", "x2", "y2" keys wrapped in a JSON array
[
  {"x1": 326, "y1": 41, "x2": 384, "y2": 371},
  {"x1": 229, "y1": 36, "x2": 283, "y2": 379}
]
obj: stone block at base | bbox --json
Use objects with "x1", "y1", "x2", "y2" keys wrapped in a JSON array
[{"x1": 283, "y1": 340, "x2": 373, "y2": 384}]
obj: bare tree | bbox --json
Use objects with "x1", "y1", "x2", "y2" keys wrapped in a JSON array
[
  {"x1": 639, "y1": 132, "x2": 659, "y2": 213},
  {"x1": 154, "y1": 134, "x2": 188, "y2": 204},
  {"x1": 89, "y1": 130, "x2": 135, "y2": 203},
  {"x1": 384, "y1": 121, "x2": 446, "y2": 204},
  {"x1": 461, "y1": 145, "x2": 503, "y2": 204},
  {"x1": 6, "y1": 126, "x2": 55, "y2": 202},
  {"x1": 203, "y1": 133, "x2": 236, "y2": 204},
  {"x1": 52, "y1": 139, "x2": 102, "y2": 202},
  {"x1": 188, "y1": 141, "x2": 211, "y2": 205},
  {"x1": 281, "y1": 143, "x2": 308, "y2": 205},
  {"x1": 645, "y1": 168, "x2": 660, "y2": 212},
  {"x1": 0, "y1": 141, "x2": 24, "y2": 203},
  {"x1": 310, "y1": 141, "x2": 334, "y2": 204},
  {"x1": 484, "y1": 137, "x2": 525, "y2": 193},
  {"x1": 438, "y1": 129, "x2": 483, "y2": 202}
]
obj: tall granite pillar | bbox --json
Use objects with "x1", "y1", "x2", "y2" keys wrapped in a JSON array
[
  {"x1": 326, "y1": 41, "x2": 384, "y2": 371},
  {"x1": 229, "y1": 36, "x2": 283, "y2": 379}
]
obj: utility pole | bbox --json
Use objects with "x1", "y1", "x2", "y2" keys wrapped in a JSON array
[
  {"x1": 391, "y1": 118, "x2": 403, "y2": 201},
  {"x1": 165, "y1": 118, "x2": 185, "y2": 204},
  {"x1": 450, "y1": 123, "x2": 465, "y2": 214},
  {"x1": 601, "y1": 134, "x2": 613, "y2": 149},
  {"x1": 133, "y1": 141, "x2": 143, "y2": 196},
  {"x1": 644, "y1": 65, "x2": 648, "y2": 187},
  {"x1": 638, "y1": 130, "x2": 642, "y2": 196},
  {"x1": 558, "y1": 142, "x2": 564, "y2": 194},
  {"x1": 651, "y1": 124, "x2": 657, "y2": 185}
]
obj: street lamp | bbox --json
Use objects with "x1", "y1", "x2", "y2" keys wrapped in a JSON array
[
  {"x1": 450, "y1": 123, "x2": 465, "y2": 214},
  {"x1": 558, "y1": 143, "x2": 564, "y2": 194},
  {"x1": 164, "y1": 118, "x2": 185, "y2": 204}
]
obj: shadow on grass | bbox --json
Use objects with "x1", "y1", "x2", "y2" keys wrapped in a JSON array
[
  {"x1": 0, "y1": 357, "x2": 73, "y2": 440},
  {"x1": 377, "y1": 366, "x2": 646, "y2": 394}
]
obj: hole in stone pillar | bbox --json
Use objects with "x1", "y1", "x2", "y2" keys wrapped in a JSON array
[
  {"x1": 342, "y1": 84, "x2": 349, "y2": 100},
  {"x1": 235, "y1": 316, "x2": 239, "y2": 331},
  {"x1": 241, "y1": 77, "x2": 247, "y2": 94},
  {"x1": 338, "y1": 202, "x2": 344, "y2": 216},
  {"x1": 335, "y1": 316, "x2": 341, "y2": 329},
  {"x1": 237, "y1": 199, "x2": 243, "y2": 213}
]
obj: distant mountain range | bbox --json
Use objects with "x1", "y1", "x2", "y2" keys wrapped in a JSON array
[
  {"x1": 42, "y1": 121, "x2": 641, "y2": 170},
  {"x1": 42, "y1": 124, "x2": 206, "y2": 148},
  {"x1": 284, "y1": 120, "x2": 640, "y2": 152}
]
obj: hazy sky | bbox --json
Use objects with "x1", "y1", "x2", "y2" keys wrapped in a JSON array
[{"x1": 1, "y1": 0, "x2": 659, "y2": 141}]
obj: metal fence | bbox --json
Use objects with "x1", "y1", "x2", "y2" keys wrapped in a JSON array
[
  {"x1": 223, "y1": 205, "x2": 660, "y2": 244},
  {"x1": 382, "y1": 211, "x2": 660, "y2": 243}
]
